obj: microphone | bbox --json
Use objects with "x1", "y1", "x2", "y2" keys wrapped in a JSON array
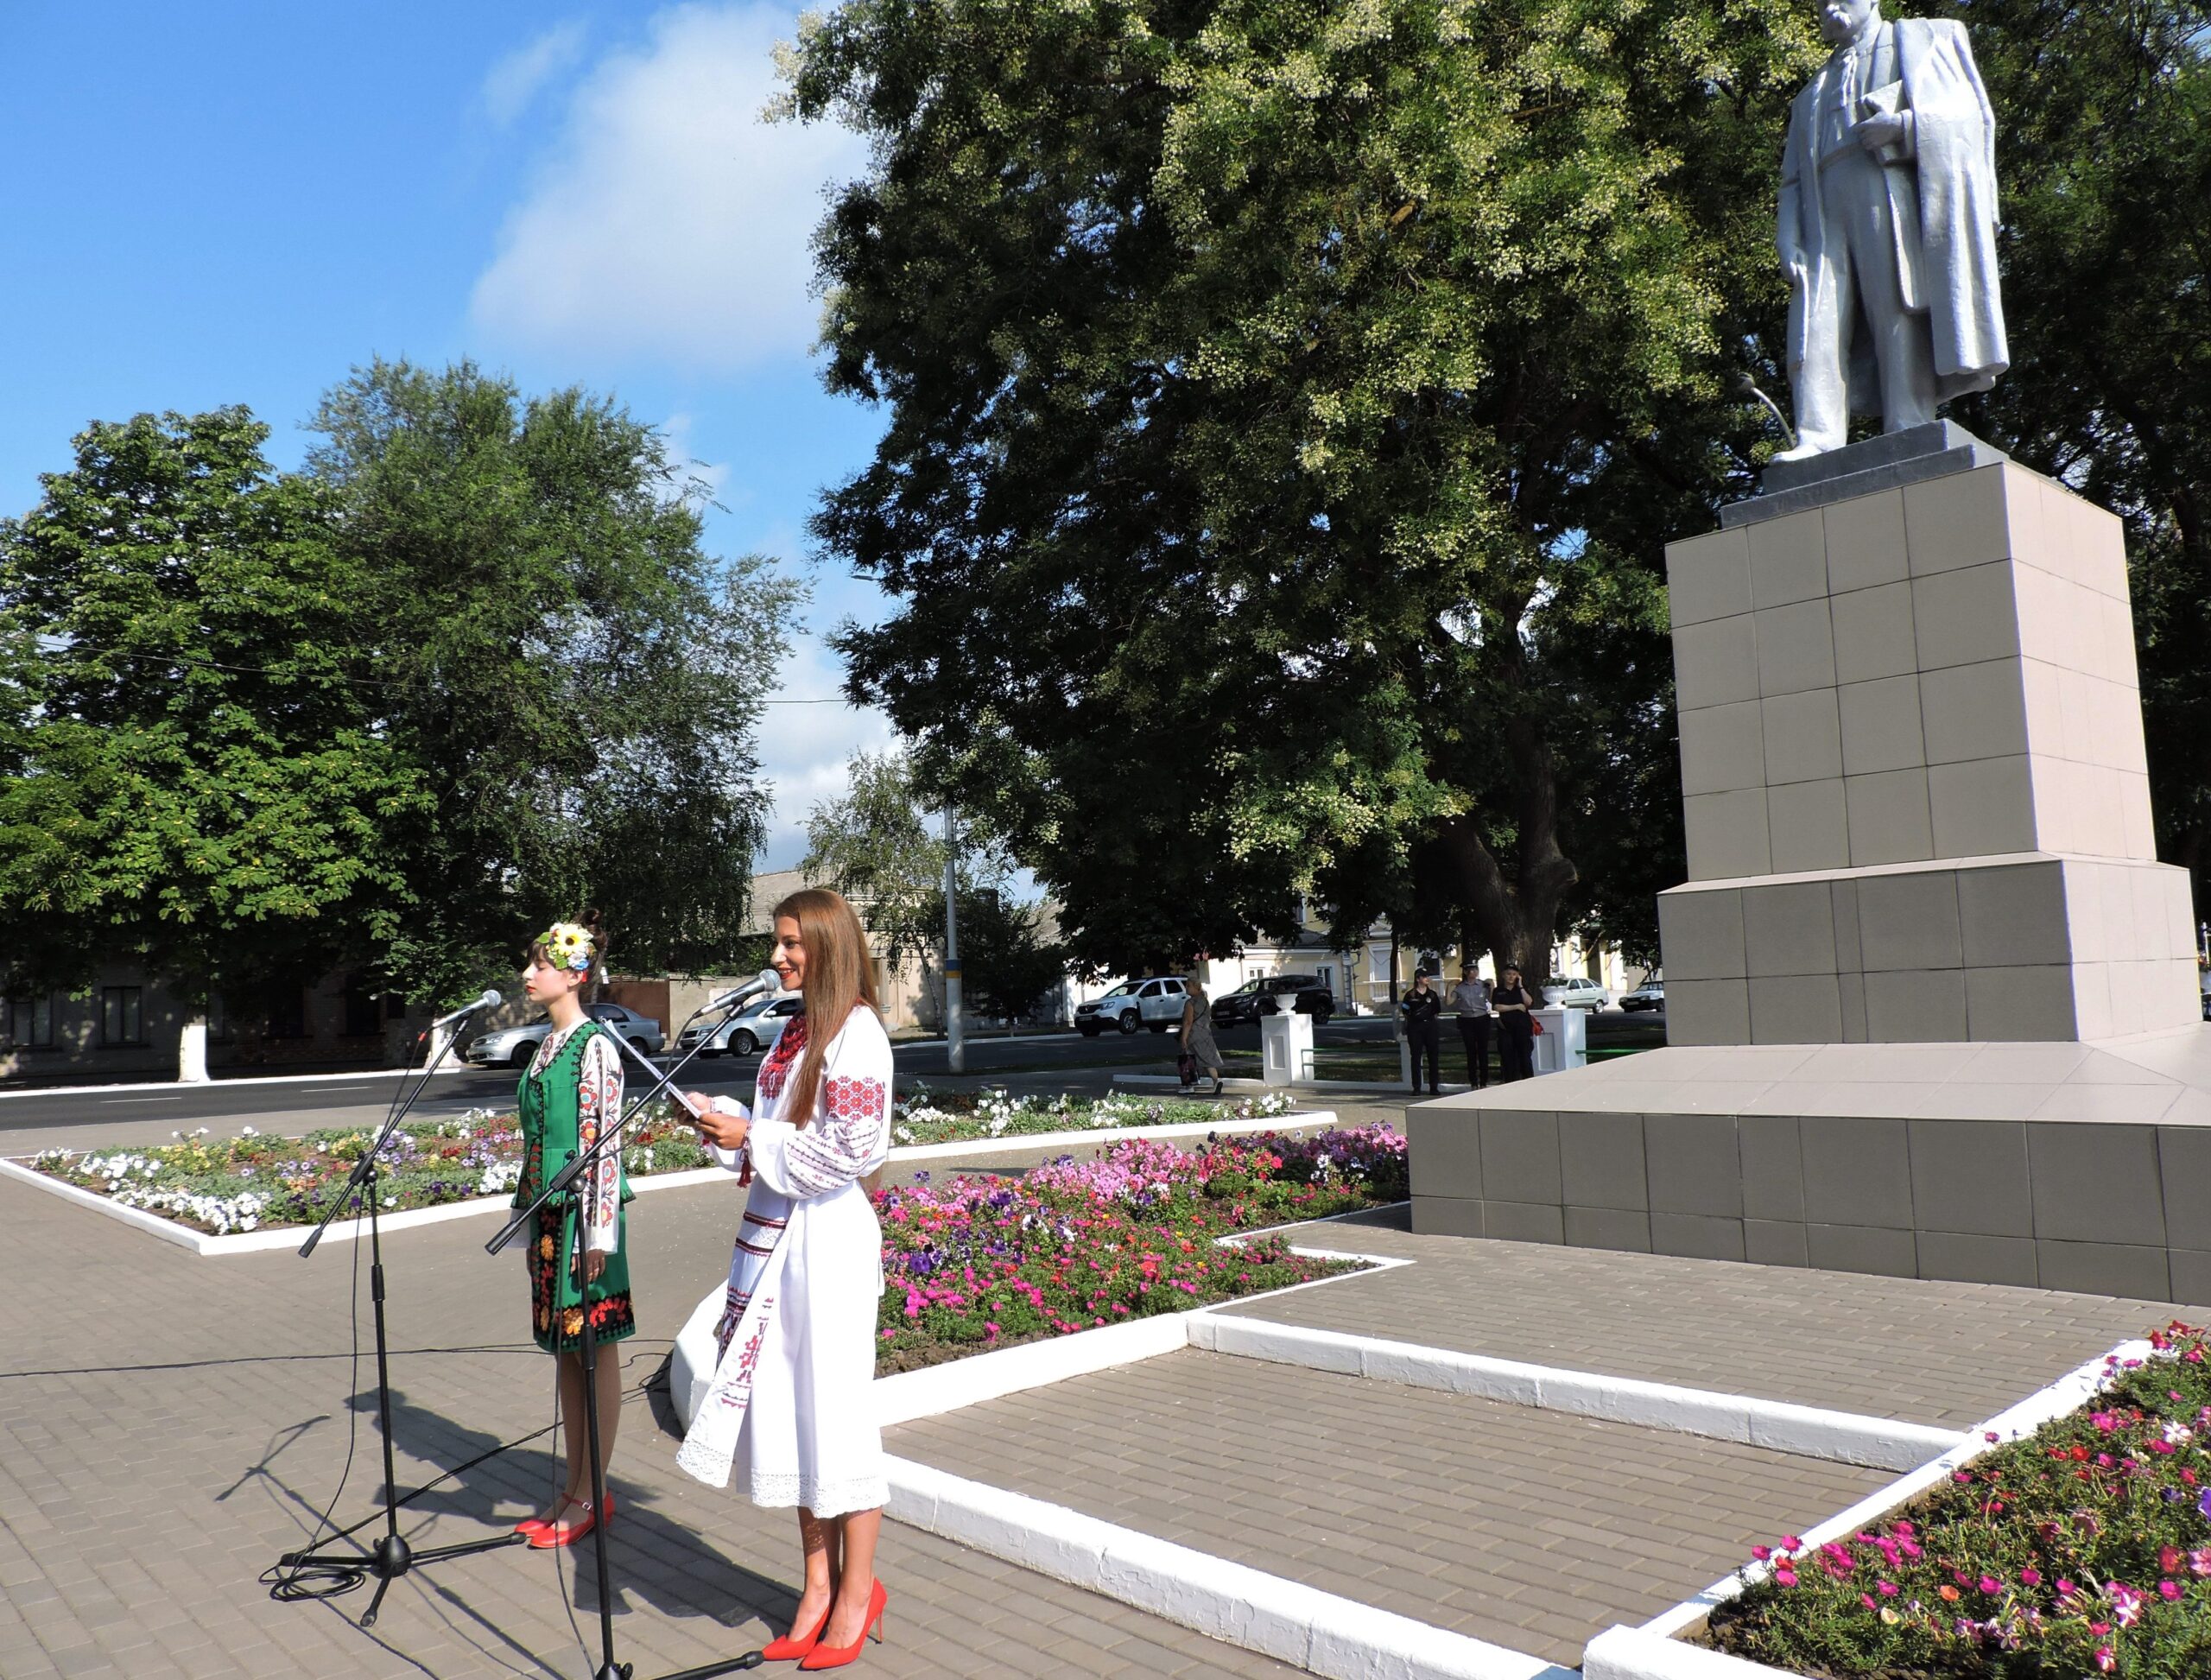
[
  {"x1": 712, "y1": 970, "x2": 784, "y2": 1011},
  {"x1": 432, "y1": 989, "x2": 503, "y2": 1030}
]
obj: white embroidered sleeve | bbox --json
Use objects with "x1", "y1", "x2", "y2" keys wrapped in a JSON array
[
  {"x1": 744, "y1": 1012, "x2": 891, "y2": 1200},
  {"x1": 706, "y1": 1094, "x2": 751, "y2": 1175},
  {"x1": 577, "y1": 1030, "x2": 624, "y2": 1252}
]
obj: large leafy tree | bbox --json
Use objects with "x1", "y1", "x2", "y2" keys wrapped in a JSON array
[
  {"x1": 0, "y1": 409, "x2": 427, "y2": 1019},
  {"x1": 789, "y1": 0, "x2": 1815, "y2": 977}
]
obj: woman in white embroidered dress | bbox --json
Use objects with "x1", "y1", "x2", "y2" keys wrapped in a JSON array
[{"x1": 681, "y1": 887, "x2": 892, "y2": 1670}]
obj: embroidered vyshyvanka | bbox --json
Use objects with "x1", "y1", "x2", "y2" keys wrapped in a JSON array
[{"x1": 675, "y1": 1004, "x2": 891, "y2": 1517}]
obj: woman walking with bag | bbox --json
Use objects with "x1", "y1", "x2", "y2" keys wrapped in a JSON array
[
  {"x1": 681, "y1": 888, "x2": 893, "y2": 1669},
  {"x1": 1178, "y1": 973, "x2": 1224, "y2": 1096}
]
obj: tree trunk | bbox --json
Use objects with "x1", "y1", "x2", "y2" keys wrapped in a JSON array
[{"x1": 177, "y1": 1014, "x2": 211, "y2": 1083}]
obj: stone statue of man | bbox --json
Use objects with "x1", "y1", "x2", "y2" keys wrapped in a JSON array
[{"x1": 1773, "y1": 0, "x2": 2008, "y2": 460}]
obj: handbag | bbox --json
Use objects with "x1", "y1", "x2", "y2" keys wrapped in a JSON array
[
  {"x1": 1530, "y1": 1014, "x2": 1545, "y2": 1037},
  {"x1": 1176, "y1": 1051, "x2": 1196, "y2": 1083}
]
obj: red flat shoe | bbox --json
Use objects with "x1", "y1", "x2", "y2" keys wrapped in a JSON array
[
  {"x1": 797, "y1": 1580, "x2": 885, "y2": 1670},
  {"x1": 527, "y1": 1491, "x2": 613, "y2": 1550},
  {"x1": 516, "y1": 1488, "x2": 612, "y2": 1539},
  {"x1": 761, "y1": 1603, "x2": 832, "y2": 1662}
]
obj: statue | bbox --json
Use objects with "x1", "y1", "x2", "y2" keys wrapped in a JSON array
[{"x1": 1773, "y1": 0, "x2": 2008, "y2": 460}]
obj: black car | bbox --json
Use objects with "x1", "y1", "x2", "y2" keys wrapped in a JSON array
[{"x1": 1210, "y1": 974, "x2": 1335, "y2": 1027}]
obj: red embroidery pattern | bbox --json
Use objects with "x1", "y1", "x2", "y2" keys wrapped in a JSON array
[
  {"x1": 755, "y1": 1014, "x2": 809, "y2": 1104},
  {"x1": 822, "y1": 1075, "x2": 888, "y2": 1122}
]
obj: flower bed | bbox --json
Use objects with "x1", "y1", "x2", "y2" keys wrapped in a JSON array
[
  {"x1": 22, "y1": 1089, "x2": 1325, "y2": 1236},
  {"x1": 873, "y1": 1125, "x2": 1406, "y2": 1374},
  {"x1": 1703, "y1": 1322, "x2": 2211, "y2": 1679}
]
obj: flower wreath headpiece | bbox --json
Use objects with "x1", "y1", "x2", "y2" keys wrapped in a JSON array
[{"x1": 537, "y1": 921, "x2": 596, "y2": 973}]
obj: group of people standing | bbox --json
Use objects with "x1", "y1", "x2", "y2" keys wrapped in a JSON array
[
  {"x1": 506, "y1": 889, "x2": 893, "y2": 1670},
  {"x1": 1398, "y1": 964, "x2": 1543, "y2": 1094}
]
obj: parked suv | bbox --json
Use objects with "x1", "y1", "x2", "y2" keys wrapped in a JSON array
[
  {"x1": 1210, "y1": 974, "x2": 1335, "y2": 1028},
  {"x1": 1075, "y1": 977, "x2": 1189, "y2": 1037},
  {"x1": 463, "y1": 1002, "x2": 665, "y2": 1068}
]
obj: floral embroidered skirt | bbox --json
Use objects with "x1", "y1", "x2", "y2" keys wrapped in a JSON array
[{"x1": 529, "y1": 1201, "x2": 637, "y2": 1354}]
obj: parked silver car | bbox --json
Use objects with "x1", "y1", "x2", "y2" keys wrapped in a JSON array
[
  {"x1": 1545, "y1": 976, "x2": 1611, "y2": 1011},
  {"x1": 463, "y1": 1002, "x2": 665, "y2": 1068},
  {"x1": 676, "y1": 994, "x2": 802, "y2": 1059}
]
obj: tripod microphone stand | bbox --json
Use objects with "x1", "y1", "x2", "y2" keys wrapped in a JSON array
[
  {"x1": 278, "y1": 995, "x2": 523, "y2": 1627},
  {"x1": 487, "y1": 985, "x2": 772, "y2": 1680}
]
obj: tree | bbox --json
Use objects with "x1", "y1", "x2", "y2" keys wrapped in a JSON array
[
  {"x1": 788, "y1": 0, "x2": 1813, "y2": 980},
  {"x1": 0, "y1": 409, "x2": 428, "y2": 1048},
  {"x1": 307, "y1": 359, "x2": 798, "y2": 998},
  {"x1": 955, "y1": 891, "x2": 1072, "y2": 1025}
]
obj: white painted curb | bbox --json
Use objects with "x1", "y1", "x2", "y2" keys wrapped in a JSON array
[
  {"x1": 1592, "y1": 1336, "x2": 2155, "y2": 1678},
  {"x1": 5, "y1": 1109, "x2": 1346, "y2": 1257},
  {"x1": 884, "y1": 1455, "x2": 1577, "y2": 1680},
  {"x1": 0, "y1": 1063, "x2": 476, "y2": 1100},
  {"x1": 1188, "y1": 1318, "x2": 1961, "y2": 1471}
]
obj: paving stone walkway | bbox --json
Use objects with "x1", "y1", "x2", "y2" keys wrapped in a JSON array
[
  {"x1": 889, "y1": 1347, "x2": 1891, "y2": 1667},
  {"x1": 1233, "y1": 1206, "x2": 2189, "y2": 1428}
]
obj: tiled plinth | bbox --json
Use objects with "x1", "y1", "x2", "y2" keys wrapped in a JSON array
[{"x1": 1408, "y1": 1029, "x2": 2211, "y2": 1300}]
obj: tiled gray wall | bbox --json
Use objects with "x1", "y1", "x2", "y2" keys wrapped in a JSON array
[{"x1": 1410, "y1": 1104, "x2": 2211, "y2": 1303}]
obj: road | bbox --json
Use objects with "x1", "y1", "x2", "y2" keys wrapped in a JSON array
[{"x1": 0, "y1": 1018, "x2": 1406, "y2": 1151}]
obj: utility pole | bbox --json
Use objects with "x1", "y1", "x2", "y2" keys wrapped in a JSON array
[{"x1": 943, "y1": 807, "x2": 965, "y2": 1074}]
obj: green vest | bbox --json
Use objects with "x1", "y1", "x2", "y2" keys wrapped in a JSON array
[{"x1": 514, "y1": 1021, "x2": 633, "y2": 1345}]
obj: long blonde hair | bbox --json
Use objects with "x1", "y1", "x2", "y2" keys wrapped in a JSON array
[{"x1": 775, "y1": 887, "x2": 880, "y2": 1125}]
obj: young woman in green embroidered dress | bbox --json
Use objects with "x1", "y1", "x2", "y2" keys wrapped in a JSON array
[{"x1": 510, "y1": 913, "x2": 635, "y2": 1549}]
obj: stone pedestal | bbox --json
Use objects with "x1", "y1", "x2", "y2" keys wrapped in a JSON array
[{"x1": 1410, "y1": 428, "x2": 2211, "y2": 1302}]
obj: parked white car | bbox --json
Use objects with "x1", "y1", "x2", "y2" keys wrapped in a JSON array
[
  {"x1": 677, "y1": 993, "x2": 803, "y2": 1059},
  {"x1": 463, "y1": 1002, "x2": 666, "y2": 1068},
  {"x1": 1544, "y1": 976, "x2": 1611, "y2": 1011},
  {"x1": 1075, "y1": 977, "x2": 1191, "y2": 1036}
]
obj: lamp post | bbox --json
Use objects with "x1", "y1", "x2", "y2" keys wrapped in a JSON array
[{"x1": 944, "y1": 808, "x2": 965, "y2": 1074}]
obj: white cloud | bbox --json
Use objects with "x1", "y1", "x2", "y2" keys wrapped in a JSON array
[
  {"x1": 660, "y1": 411, "x2": 732, "y2": 501},
  {"x1": 753, "y1": 630, "x2": 897, "y2": 870},
  {"x1": 483, "y1": 21, "x2": 590, "y2": 127},
  {"x1": 471, "y1": 3, "x2": 868, "y2": 371}
]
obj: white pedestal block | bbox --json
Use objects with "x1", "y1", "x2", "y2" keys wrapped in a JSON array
[{"x1": 1259, "y1": 1011, "x2": 1313, "y2": 1086}]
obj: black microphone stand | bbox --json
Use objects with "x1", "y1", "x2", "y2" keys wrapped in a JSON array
[
  {"x1": 279, "y1": 999, "x2": 523, "y2": 1627},
  {"x1": 486, "y1": 989, "x2": 769, "y2": 1680}
]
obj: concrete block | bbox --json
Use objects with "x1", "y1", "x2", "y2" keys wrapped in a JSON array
[
  {"x1": 1839, "y1": 675, "x2": 1927, "y2": 776},
  {"x1": 1904, "y1": 464, "x2": 2013, "y2": 575},
  {"x1": 1996, "y1": 463, "x2": 2051, "y2": 573},
  {"x1": 1801, "y1": 1114, "x2": 1913, "y2": 1227},
  {"x1": 1857, "y1": 869, "x2": 1964, "y2": 972},
  {"x1": 1912, "y1": 562, "x2": 2021, "y2": 672},
  {"x1": 2100, "y1": 591, "x2": 2143, "y2": 688},
  {"x1": 1563, "y1": 1206, "x2": 1652, "y2": 1253},
  {"x1": 1684, "y1": 789, "x2": 1771, "y2": 880},
  {"x1": 1658, "y1": 885, "x2": 1747, "y2": 979},
  {"x1": 1756, "y1": 599, "x2": 1837, "y2": 698},
  {"x1": 1957, "y1": 859, "x2": 2069, "y2": 968},
  {"x1": 1839, "y1": 970, "x2": 1869, "y2": 1041},
  {"x1": 1929, "y1": 755, "x2": 2037, "y2": 858},
  {"x1": 1807, "y1": 1221, "x2": 1919, "y2": 1277},
  {"x1": 2070, "y1": 960, "x2": 2115, "y2": 1043},
  {"x1": 1916, "y1": 1230, "x2": 2039, "y2": 1289},
  {"x1": 1907, "y1": 1119, "x2": 2032, "y2": 1237},
  {"x1": 2119, "y1": 770, "x2": 2157, "y2": 860},
  {"x1": 1482, "y1": 1200, "x2": 1566, "y2": 1245},
  {"x1": 1644, "y1": 1113, "x2": 1743, "y2": 1217},
  {"x1": 1919, "y1": 658, "x2": 2030, "y2": 765},
  {"x1": 1406, "y1": 1109, "x2": 1483, "y2": 1201},
  {"x1": 1410, "y1": 1195, "x2": 1485, "y2": 1239},
  {"x1": 1768, "y1": 779, "x2": 1851, "y2": 873},
  {"x1": 1761, "y1": 688, "x2": 1844, "y2": 785},
  {"x1": 1747, "y1": 508, "x2": 1828, "y2": 608},
  {"x1": 1667, "y1": 527, "x2": 1754, "y2": 627},
  {"x1": 2020, "y1": 658, "x2": 2068, "y2": 764},
  {"x1": 1650, "y1": 1211, "x2": 1747, "y2": 1263},
  {"x1": 1846, "y1": 767, "x2": 1935, "y2": 866},
  {"x1": 1742, "y1": 881, "x2": 1839, "y2": 978},
  {"x1": 2011, "y1": 561, "x2": 2091, "y2": 675},
  {"x1": 1739, "y1": 1113, "x2": 1805, "y2": 1220},
  {"x1": 1680, "y1": 700, "x2": 1767, "y2": 796},
  {"x1": 1664, "y1": 979, "x2": 1752, "y2": 1045},
  {"x1": 1862, "y1": 967, "x2": 1970, "y2": 1042},
  {"x1": 1830, "y1": 879, "x2": 1863, "y2": 971},
  {"x1": 2074, "y1": 495, "x2": 2132, "y2": 599},
  {"x1": 2028, "y1": 1123, "x2": 2168, "y2": 1246},
  {"x1": 1559, "y1": 1111, "x2": 1647, "y2": 1210},
  {"x1": 1832, "y1": 580, "x2": 1918, "y2": 684},
  {"x1": 2159, "y1": 1125, "x2": 2211, "y2": 1253},
  {"x1": 1477, "y1": 1109, "x2": 1562, "y2": 1204},
  {"x1": 1750, "y1": 975, "x2": 1845, "y2": 1043},
  {"x1": 1674, "y1": 614, "x2": 1761, "y2": 710},
  {"x1": 2130, "y1": 866, "x2": 2181, "y2": 962},
  {"x1": 1824, "y1": 485, "x2": 1910, "y2": 593},
  {"x1": 1745, "y1": 1218, "x2": 1810, "y2": 1266},
  {"x1": 1964, "y1": 965, "x2": 2078, "y2": 1042},
  {"x1": 2172, "y1": 1249, "x2": 2211, "y2": 1310},
  {"x1": 2035, "y1": 1239, "x2": 2171, "y2": 1302}
]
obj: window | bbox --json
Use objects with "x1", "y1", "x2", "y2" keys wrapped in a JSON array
[
  {"x1": 265, "y1": 989, "x2": 309, "y2": 1040},
  {"x1": 6, "y1": 993, "x2": 56, "y2": 1049},
  {"x1": 101, "y1": 986, "x2": 144, "y2": 1047},
  {"x1": 342, "y1": 983, "x2": 382, "y2": 1038}
]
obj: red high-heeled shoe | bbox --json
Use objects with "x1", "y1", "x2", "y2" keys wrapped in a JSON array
[
  {"x1": 797, "y1": 1580, "x2": 885, "y2": 1670},
  {"x1": 528, "y1": 1490, "x2": 615, "y2": 1549},
  {"x1": 761, "y1": 1601, "x2": 832, "y2": 1662}
]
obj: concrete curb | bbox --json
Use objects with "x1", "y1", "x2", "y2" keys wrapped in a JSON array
[
  {"x1": 1187, "y1": 1318, "x2": 1961, "y2": 1471},
  {"x1": 4, "y1": 1109, "x2": 1346, "y2": 1257},
  {"x1": 0, "y1": 1063, "x2": 477, "y2": 1100},
  {"x1": 884, "y1": 1455, "x2": 1577, "y2": 1680},
  {"x1": 1587, "y1": 1335, "x2": 2155, "y2": 1677}
]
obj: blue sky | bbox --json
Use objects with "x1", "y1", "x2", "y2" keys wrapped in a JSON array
[{"x1": 0, "y1": 2, "x2": 896, "y2": 867}]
